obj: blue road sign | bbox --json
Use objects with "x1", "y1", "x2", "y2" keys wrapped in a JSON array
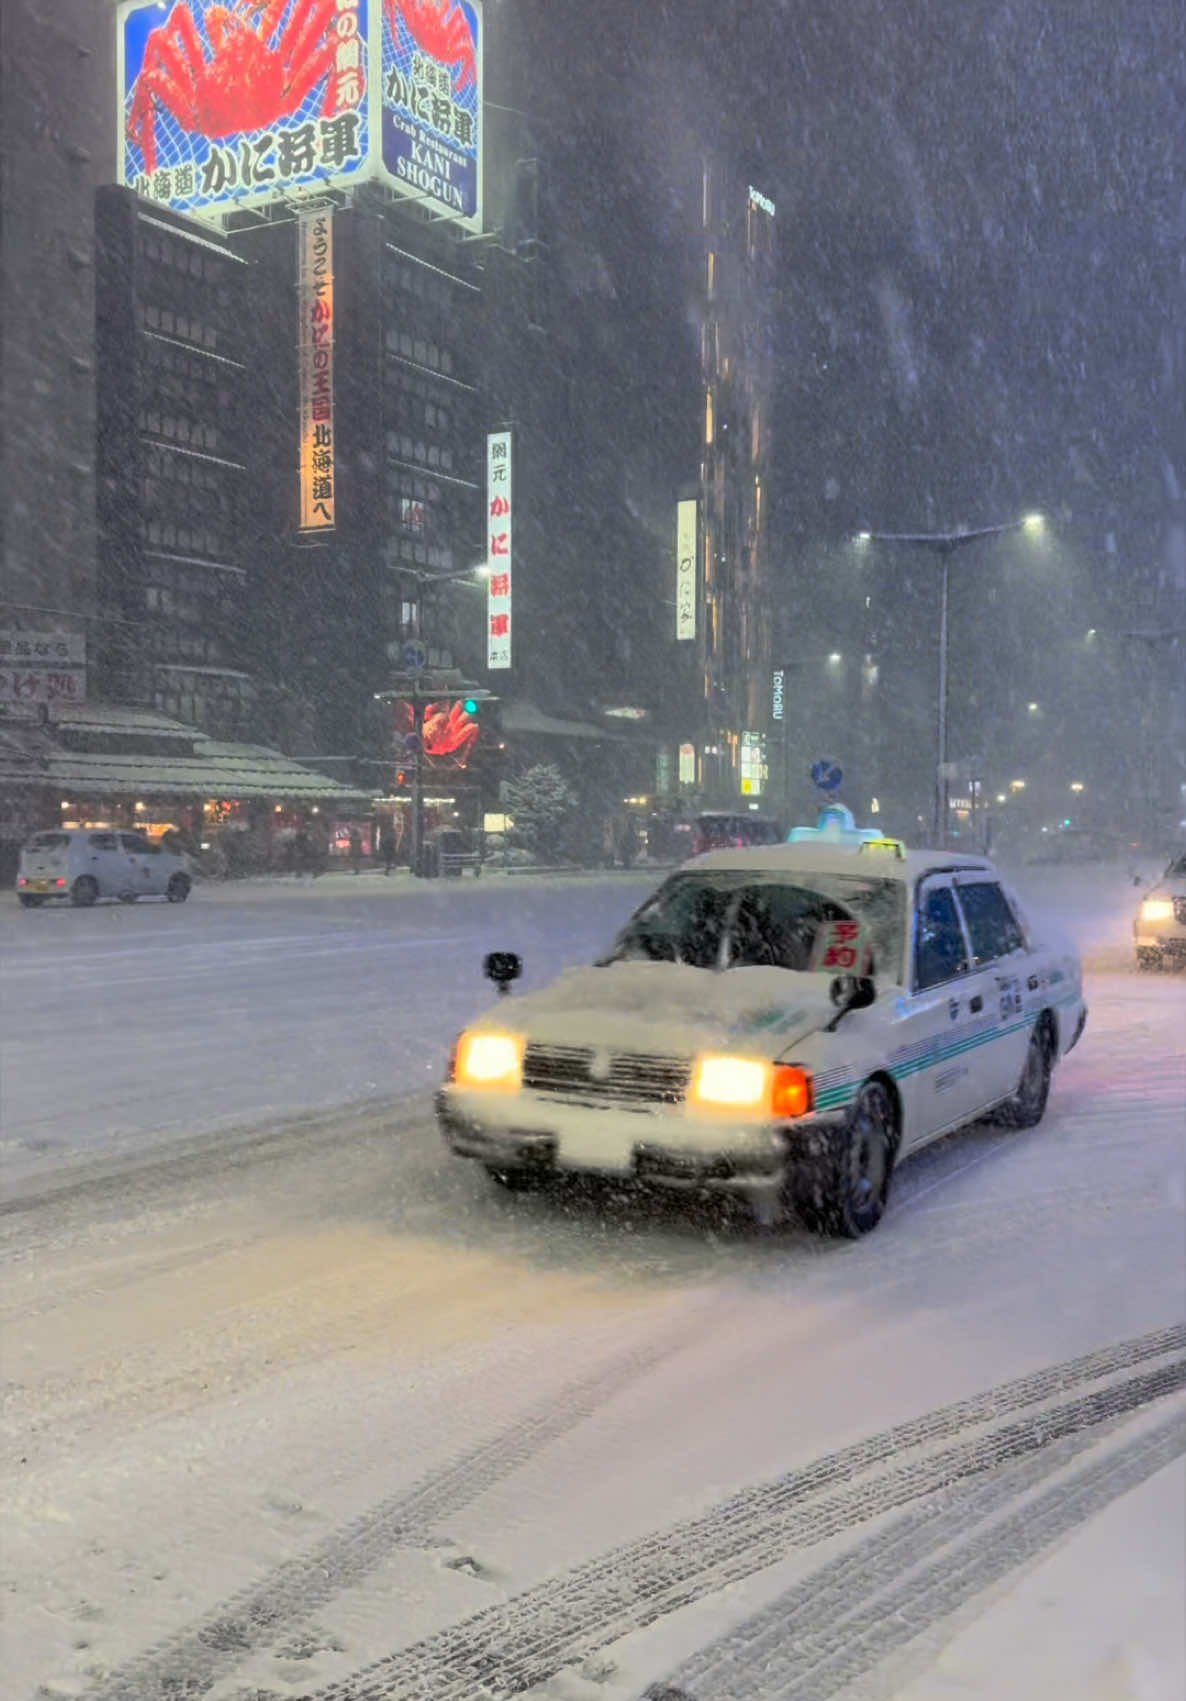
[
  {"x1": 811, "y1": 759, "x2": 844, "y2": 793},
  {"x1": 402, "y1": 640, "x2": 427, "y2": 672}
]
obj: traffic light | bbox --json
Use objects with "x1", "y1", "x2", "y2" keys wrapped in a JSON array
[{"x1": 463, "y1": 697, "x2": 478, "y2": 716}]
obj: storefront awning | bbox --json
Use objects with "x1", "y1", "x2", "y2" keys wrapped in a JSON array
[
  {"x1": 500, "y1": 700, "x2": 630, "y2": 742},
  {"x1": 0, "y1": 735, "x2": 370, "y2": 803}
]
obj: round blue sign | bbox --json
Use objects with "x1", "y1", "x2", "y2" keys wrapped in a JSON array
[
  {"x1": 402, "y1": 640, "x2": 427, "y2": 672},
  {"x1": 811, "y1": 759, "x2": 844, "y2": 793}
]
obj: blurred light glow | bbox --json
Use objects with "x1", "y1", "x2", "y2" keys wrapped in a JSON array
[
  {"x1": 1011, "y1": 779, "x2": 1026, "y2": 791},
  {"x1": 1070, "y1": 781, "x2": 1085, "y2": 793},
  {"x1": 1022, "y1": 513, "x2": 1046, "y2": 534}
]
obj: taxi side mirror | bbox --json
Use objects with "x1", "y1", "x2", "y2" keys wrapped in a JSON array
[
  {"x1": 484, "y1": 951, "x2": 522, "y2": 995},
  {"x1": 830, "y1": 973, "x2": 876, "y2": 1011}
]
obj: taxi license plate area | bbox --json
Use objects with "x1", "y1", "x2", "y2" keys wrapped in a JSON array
[{"x1": 28, "y1": 880, "x2": 51, "y2": 892}]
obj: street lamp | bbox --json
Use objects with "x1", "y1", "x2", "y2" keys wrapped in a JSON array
[{"x1": 853, "y1": 515, "x2": 1047, "y2": 844}]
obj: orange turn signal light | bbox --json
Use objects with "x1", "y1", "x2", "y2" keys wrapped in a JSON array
[{"x1": 771, "y1": 1066, "x2": 813, "y2": 1119}]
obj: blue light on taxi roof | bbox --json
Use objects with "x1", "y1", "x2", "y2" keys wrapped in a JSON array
[{"x1": 787, "y1": 804, "x2": 891, "y2": 846}]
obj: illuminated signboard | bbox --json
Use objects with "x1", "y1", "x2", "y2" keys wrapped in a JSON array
[
  {"x1": 678, "y1": 742, "x2": 696, "y2": 786},
  {"x1": 118, "y1": 0, "x2": 369, "y2": 222},
  {"x1": 380, "y1": 0, "x2": 483, "y2": 230},
  {"x1": 297, "y1": 209, "x2": 335, "y2": 530},
  {"x1": 772, "y1": 668, "x2": 785, "y2": 721},
  {"x1": 486, "y1": 429, "x2": 512, "y2": 669},
  {"x1": 676, "y1": 498, "x2": 697, "y2": 641},
  {"x1": 747, "y1": 185, "x2": 775, "y2": 217},
  {"x1": 740, "y1": 731, "x2": 767, "y2": 797}
]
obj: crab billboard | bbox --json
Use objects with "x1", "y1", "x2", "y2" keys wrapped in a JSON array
[
  {"x1": 118, "y1": 0, "x2": 370, "y2": 221},
  {"x1": 379, "y1": 0, "x2": 482, "y2": 230}
]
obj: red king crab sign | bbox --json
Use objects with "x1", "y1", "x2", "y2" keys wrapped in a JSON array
[
  {"x1": 118, "y1": 0, "x2": 370, "y2": 220},
  {"x1": 117, "y1": 0, "x2": 482, "y2": 231}
]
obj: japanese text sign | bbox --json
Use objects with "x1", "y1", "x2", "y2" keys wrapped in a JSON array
[
  {"x1": 676, "y1": 498, "x2": 697, "y2": 641},
  {"x1": 809, "y1": 917, "x2": 873, "y2": 977},
  {"x1": 118, "y1": 0, "x2": 369, "y2": 222},
  {"x1": 298, "y1": 210, "x2": 335, "y2": 530},
  {"x1": 486, "y1": 430, "x2": 512, "y2": 669},
  {"x1": 0, "y1": 631, "x2": 86, "y2": 706},
  {"x1": 381, "y1": 0, "x2": 482, "y2": 231}
]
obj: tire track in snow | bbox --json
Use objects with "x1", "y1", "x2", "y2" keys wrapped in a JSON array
[
  {"x1": 302, "y1": 1329, "x2": 1186, "y2": 1700},
  {"x1": 657, "y1": 1408, "x2": 1186, "y2": 1701},
  {"x1": 650, "y1": 1409, "x2": 1186, "y2": 1700},
  {"x1": 78, "y1": 1319, "x2": 709, "y2": 1701}
]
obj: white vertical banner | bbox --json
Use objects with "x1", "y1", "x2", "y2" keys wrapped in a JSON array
[
  {"x1": 676, "y1": 498, "x2": 697, "y2": 640},
  {"x1": 297, "y1": 209, "x2": 335, "y2": 531},
  {"x1": 486, "y1": 430, "x2": 512, "y2": 669}
]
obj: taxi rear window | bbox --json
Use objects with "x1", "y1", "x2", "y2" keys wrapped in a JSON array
[{"x1": 27, "y1": 832, "x2": 69, "y2": 851}]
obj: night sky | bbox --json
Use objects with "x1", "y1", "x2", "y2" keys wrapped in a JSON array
[{"x1": 488, "y1": 0, "x2": 1185, "y2": 833}]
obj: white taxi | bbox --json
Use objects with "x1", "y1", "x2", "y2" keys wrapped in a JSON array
[
  {"x1": 437, "y1": 828, "x2": 1087, "y2": 1237},
  {"x1": 1134, "y1": 853, "x2": 1186, "y2": 970}
]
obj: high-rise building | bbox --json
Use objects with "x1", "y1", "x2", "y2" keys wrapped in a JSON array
[
  {"x1": 0, "y1": 0, "x2": 113, "y2": 624},
  {"x1": 685, "y1": 161, "x2": 777, "y2": 808}
]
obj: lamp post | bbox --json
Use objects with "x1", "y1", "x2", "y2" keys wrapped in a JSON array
[{"x1": 854, "y1": 515, "x2": 1045, "y2": 845}]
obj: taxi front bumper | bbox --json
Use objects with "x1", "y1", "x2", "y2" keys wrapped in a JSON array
[{"x1": 435, "y1": 1086, "x2": 848, "y2": 1197}]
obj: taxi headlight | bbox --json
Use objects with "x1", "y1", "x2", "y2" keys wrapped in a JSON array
[
  {"x1": 689, "y1": 1055, "x2": 813, "y2": 1118},
  {"x1": 453, "y1": 1031, "x2": 523, "y2": 1090},
  {"x1": 1140, "y1": 899, "x2": 1174, "y2": 923}
]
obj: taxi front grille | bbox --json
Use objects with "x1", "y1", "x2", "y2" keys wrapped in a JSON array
[
  {"x1": 1174, "y1": 896, "x2": 1186, "y2": 925},
  {"x1": 521, "y1": 1043, "x2": 691, "y2": 1105}
]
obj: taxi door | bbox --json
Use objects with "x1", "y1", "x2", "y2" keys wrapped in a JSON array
[
  {"x1": 950, "y1": 874, "x2": 1034, "y2": 1114},
  {"x1": 895, "y1": 876, "x2": 998, "y2": 1150}
]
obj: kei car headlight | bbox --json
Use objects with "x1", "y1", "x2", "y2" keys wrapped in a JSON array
[
  {"x1": 1140, "y1": 899, "x2": 1175, "y2": 923},
  {"x1": 689, "y1": 1055, "x2": 813, "y2": 1118},
  {"x1": 452, "y1": 1031, "x2": 523, "y2": 1090}
]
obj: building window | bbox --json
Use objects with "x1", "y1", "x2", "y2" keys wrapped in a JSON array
[{"x1": 705, "y1": 388, "x2": 714, "y2": 446}]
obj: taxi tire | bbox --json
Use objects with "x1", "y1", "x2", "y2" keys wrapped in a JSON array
[
  {"x1": 797, "y1": 1080, "x2": 896, "y2": 1239},
  {"x1": 72, "y1": 876, "x2": 99, "y2": 907},
  {"x1": 998, "y1": 1019, "x2": 1053, "y2": 1130},
  {"x1": 1136, "y1": 947, "x2": 1163, "y2": 971},
  {"x1": 167, "y1": 873, "x2": 191, "y2": 903}
]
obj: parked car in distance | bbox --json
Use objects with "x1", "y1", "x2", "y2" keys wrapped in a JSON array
[{"x1": 16, "y1": 828, "x2": 193, "y2": 908}]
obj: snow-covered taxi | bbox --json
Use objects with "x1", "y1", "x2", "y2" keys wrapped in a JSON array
[
  {"x1": 437, "y1": 826, "x2": 1087, "y2": 1237},
  {"x1": 1134, "y1": 852, "x2": 1186, "y2": 970}
]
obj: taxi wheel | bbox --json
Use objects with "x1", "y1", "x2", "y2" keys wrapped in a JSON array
[
  {"x1": 167, "y1": 873, "x2": 191, "y2": 903},
  {"x1": 71, "y1": 876, "x2": 99, "y2": 907},
  {"x1": 797, "y1": 1081, "x2": 896, "y2": 1239},
  {"x1": 999, "y1": 1020, "x2": 1053, "y2": 1130},
  {"x1": 1136, "y1": 947, "x2": 1163, "y2": 971}
]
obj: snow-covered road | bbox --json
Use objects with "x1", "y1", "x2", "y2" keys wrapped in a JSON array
[{"x1": 1, "y1": 866, "x2": 1183, "y2": 1700}]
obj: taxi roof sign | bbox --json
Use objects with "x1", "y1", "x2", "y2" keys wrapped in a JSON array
[
  {"x1": 787, "y1": 804, "x2": 886, "y2": 846},
  {"x1": 858, "y1": 836, "x2": 907, "y2": 859}
]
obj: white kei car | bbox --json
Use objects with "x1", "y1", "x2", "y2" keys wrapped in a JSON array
[
  {"x1": 437, "y1": 834, "x2": 1087, "y2": 1237},
  {"x1": 16, "y1": 827, "x2": 193, "y2": 907},
  {"x1": 1133, "y1": 852, "x2": 1186, "y2": 970}
]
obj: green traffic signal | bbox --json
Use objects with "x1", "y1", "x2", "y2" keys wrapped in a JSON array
[{"x1": 463, "y1": 697, "x2": 478, "y2": 715}]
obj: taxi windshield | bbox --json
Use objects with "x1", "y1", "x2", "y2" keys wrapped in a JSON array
[{"x1": 601, "y1": 870, "x2": 906, "y2": 979}]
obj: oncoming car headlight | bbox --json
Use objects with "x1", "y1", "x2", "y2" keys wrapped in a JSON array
[
  {"x1": 451, "y1": 1031, "x2": 523, "y2": 1091},
  {"x1": 1140, "y1": 898, "x2": 1175, "y2": 923},
  {"x1": 689, "y1": 1055, "x2": 813, "y2": 1118}
]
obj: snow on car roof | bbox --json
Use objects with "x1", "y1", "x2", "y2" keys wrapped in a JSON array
[{"x1": 689, "y1": 842, "x2": 996, "y2": 882}]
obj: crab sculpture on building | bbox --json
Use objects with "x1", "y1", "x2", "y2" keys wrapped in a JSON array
[
  {"x1": 128, "y1": 0, "x2": 342, "y2": 175},
  {"x1": 385, "y1": 0, "x2": 476, "y2": 93}
]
